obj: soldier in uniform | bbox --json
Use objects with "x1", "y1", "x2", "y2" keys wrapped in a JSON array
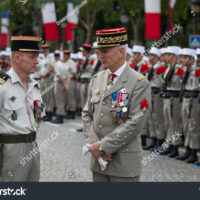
[
  {"x1": 0, "y1": 51, "x2": 11, "y2": 76},
  {"x1": 196, "y1": 48, "x2": 200, "y2": 67},
  {"x1": 91, "y1": 42, "x2": 104, "y2": 76},
  {"x1": 160, "y1": 46, "x2": 184, "y2": 157},
  {"x1": 0, "y1": 36, "x2": 43, "y2": 182},
  {"x1": 51, "y1": 51, "x2": 70, "y2": 124},
  {"x1": 39, "y1": 44, "x2": 55, "y2": 121},
  {"x1": 176, "y1": 48, "x2": 200, "y2": 163},
  {"x1": 79, "y1": 43, "x2": 93, "y2": 108},
  {"x1": 63, "y1": 50, "x2": 77, "y2": 120},
  {"x1": 82, "y1": 28, "x2": 151, "y2": 182},
  {"x1": 77, "y1": 44, "x2": 93, "y2": 132},
  {"x1": 131, "y1": 45, "x2": 149, "y2": 76},
  {"x1": 143, "y1": 47, "x2": 166, "y2": 150}
]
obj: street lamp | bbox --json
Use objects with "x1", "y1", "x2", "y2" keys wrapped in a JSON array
[{"x1": 191, "y1": 0, "x2": 200, "y2": 13}]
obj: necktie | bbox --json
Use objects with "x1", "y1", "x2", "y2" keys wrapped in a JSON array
[{"x1": 108, "y1": 73, "x2": 117, "y2": 85}]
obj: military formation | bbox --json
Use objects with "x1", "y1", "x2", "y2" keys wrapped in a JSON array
[{"x1": 131, "y1": 46, "x2": 200, "y2": 166}]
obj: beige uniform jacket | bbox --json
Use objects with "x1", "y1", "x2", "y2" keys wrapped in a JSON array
[{"x1": 82, "y1": 64, "x2": 151, "y2": 177}]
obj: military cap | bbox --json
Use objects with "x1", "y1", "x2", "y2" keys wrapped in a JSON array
[
  {"x1": 96, "y1": 27, "x2": 128, "y2": 48},
  {"x1": 11, "y1": 36, "x2": 40, "y2": 52}
]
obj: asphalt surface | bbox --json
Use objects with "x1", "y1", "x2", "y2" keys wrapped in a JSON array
[{"x1": 38, "y1": 117, "x2": 200, "y2": 182}]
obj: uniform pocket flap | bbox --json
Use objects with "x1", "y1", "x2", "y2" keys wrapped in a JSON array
[
  {"x1": 91, "y1": 96, "x2": 100, "y2": 103},
  {"x1": 4, "y1": 99, "x2": 24, "y2": 110}
]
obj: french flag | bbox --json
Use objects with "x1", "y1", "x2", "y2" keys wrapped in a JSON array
[
  {"x1": 0, "y1": 10, "x2": 9, "y2": 47},
  {"x1": 169, "y1": 0, "x2": 176, "y2": 33},
  {"x1": 41, "y1": 1, "x2": 59, "y2": 41},
  {"x1": 145, "y1": 0, "x2": 161, "y2": 40},
  {"x1": 65, "y1": 0, "x2": 79, "y2": 41}
]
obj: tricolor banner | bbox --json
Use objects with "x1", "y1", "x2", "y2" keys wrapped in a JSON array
[
  {"x1": 169, "y1": 0, "x2": 176, "y2": 33},
  {"x1": 145, "y1": 0, "x2": 161, "y2": 40},
  {"x1": 41, "y1": 1, "x2": 59, "y2": 41},
  {"x1": 65, "y1": 0, "x2": 79, "y2": 41},
  {"x1": 0, "y1": 10, "x2": 9, "y2": 47}
]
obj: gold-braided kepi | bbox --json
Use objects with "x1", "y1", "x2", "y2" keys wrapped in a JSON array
[
  {"x1": 11, "y1": 36, "x2": 40, "y2": 52},
  {"x1": 96, "y1": 27, "x2": 128, "y2": 48}
]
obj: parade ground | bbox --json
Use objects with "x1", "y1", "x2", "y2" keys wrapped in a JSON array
[{"x1": 38, "y1": 117, "x2": 200, "y2": 182}]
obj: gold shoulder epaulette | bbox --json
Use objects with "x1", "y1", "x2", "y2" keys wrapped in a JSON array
[
  {"x1": 35, "y1": 82, "x2": 40, "y2": 89},
  {"x1": 138, "y1": 76, "x2": 146, "y2": 81}
]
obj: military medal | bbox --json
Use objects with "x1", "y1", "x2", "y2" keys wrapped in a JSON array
[
  {"x1": 34, "y1": 100, "x2": 44, "y2": 123},
  {"x1": 110, "y1": 92, "x2": 129, "y2": 125},
  {"x1": 11, "y1": 111, "x2": 17, "y2": 121},
  {"x1": 95, "y1": 89, "x2": 100, "y2": 95}
]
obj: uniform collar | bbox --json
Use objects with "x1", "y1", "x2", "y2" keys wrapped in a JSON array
[
  {"x1": 108, "y1": 61, "x2": 127, "y2": 77},
  {"x1": 7, "y1": 67, "x2": 38, "y2": 87}
]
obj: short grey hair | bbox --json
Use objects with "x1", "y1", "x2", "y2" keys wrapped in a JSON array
[{"x1": 116, "y1": 44, "x2": 128, "y2": 57}]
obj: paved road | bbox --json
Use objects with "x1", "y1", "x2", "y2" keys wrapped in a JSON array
[{"x1": 38, "y1": 117, "x2": 200, "y2": 182}]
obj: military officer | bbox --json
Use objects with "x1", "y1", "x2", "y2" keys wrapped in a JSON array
[
  {"x1": 176, "y1": 48, "x2": 200, "y2": 163},
  {"x1": 0, "y1": 36, "x2": 43, "y2": 182},
  {"x1": 51, "y1": 51, "x2": 69, "y2": 124},
  {"x1": 39, "y1": 44, "x2": 55, "y2": 121},
  {"x1": 143, "y1": 47, "x2": 166, "y2": 150},
  {"x1": 160, "y1": 46, "x2": 184, "y2": 157},
  {"x1": 82, "y1": 28, "x2": 151, "y2": 182},
  {"x1": 63, "y1": 50, "x2": 77, "y2": 120}
]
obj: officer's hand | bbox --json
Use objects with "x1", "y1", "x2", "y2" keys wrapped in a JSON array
[
  {"x1": 90, "y1": 142, "x2": 104, "y2": 160},
  {"x1": 102, "y1": 153, "x2": 112, "y2": 162}
]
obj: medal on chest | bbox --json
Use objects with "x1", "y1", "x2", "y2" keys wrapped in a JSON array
[
  {"x1": 110, "y1": 92, "x2": 129, "y2": 125},
  {"x1": 34, "y1": 100, "x2": 44, "y2": 123}
]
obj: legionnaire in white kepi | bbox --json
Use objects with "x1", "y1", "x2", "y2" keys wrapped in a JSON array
[{"x1": 0, "y1": 36, "x2": 44, "y2": 182}]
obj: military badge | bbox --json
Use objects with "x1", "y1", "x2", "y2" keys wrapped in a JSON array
[
  {"x1": 9, "y1": 96, "x2": 17, "y2": 102},
  {"x1": 33, "y1": 100, "x2": 44, "y2": 123},
  {"x1": 140, "y1": 99, "x2": 149, "y2": 113},
  {"x1": 110, "y1": 92, "x2": 129, "y2": 125}
]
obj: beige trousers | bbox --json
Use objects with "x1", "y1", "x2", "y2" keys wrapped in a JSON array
[
  {"x1": 92, "y1": 172, "x2": 140, "y2": 182},
  {"x1": 0, "y1": 141, "x2": 40, "y2": 182}
]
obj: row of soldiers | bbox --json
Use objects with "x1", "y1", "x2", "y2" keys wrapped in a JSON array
[
  {"x1": 31, "y1": 42, "x2": 104, "y2": 125},
  {"x1": 129, "y1": 45, "x2": 200, "y2": 166}
]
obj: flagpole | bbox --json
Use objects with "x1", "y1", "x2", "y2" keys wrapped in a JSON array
[{"x1": 167, "y1": 0, "x2": 172, "y2": 45}]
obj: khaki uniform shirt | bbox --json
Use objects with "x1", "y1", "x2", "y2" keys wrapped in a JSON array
[{"x1": 0, "y1": 68, "x2": 43, "y2": 134}]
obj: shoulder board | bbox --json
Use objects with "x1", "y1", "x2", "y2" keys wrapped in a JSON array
[
  {"x1": 35, "y1": 82, "x2": 40, "y2": 89},
  {"x1": 138, "y1": 75, "x2": 147, "y2": 81},
  {"x1": 0, "y1": 74, "x2": 9, "y2": 85}
]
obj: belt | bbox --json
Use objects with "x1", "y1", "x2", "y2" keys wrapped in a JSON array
[
  {"x1": 164, "y1": 90, "x2": 180, "y2": 99},
  {"x1": 81, "y1": 78, "x2": 90, "y2": 83},
  {"x1": 151, "y1": 87, "x2": 160, "y2": 94},
  {"x1": 0, "y1": 132, "x2": 36, "y2": 144},
  {"x1": 183, "y1": 91, "x2": 199, "y2": 98}
]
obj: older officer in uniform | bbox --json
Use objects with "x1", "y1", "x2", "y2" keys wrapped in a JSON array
[
  {"x1": 176, "y1": 48, "x2": 200, "y2": 163},
  {"x1": 63, "y1": 50, "x2": 77, "y2": 120},
  {"x1": 39, "y1": 44, "x2": 55, "y2": 121},
  {"x1": 0, "y1": 36, "x2": 43, "y2": 182},
  {"x1": 82, "y1": 28, "x2": 151, "y2": 182}
]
